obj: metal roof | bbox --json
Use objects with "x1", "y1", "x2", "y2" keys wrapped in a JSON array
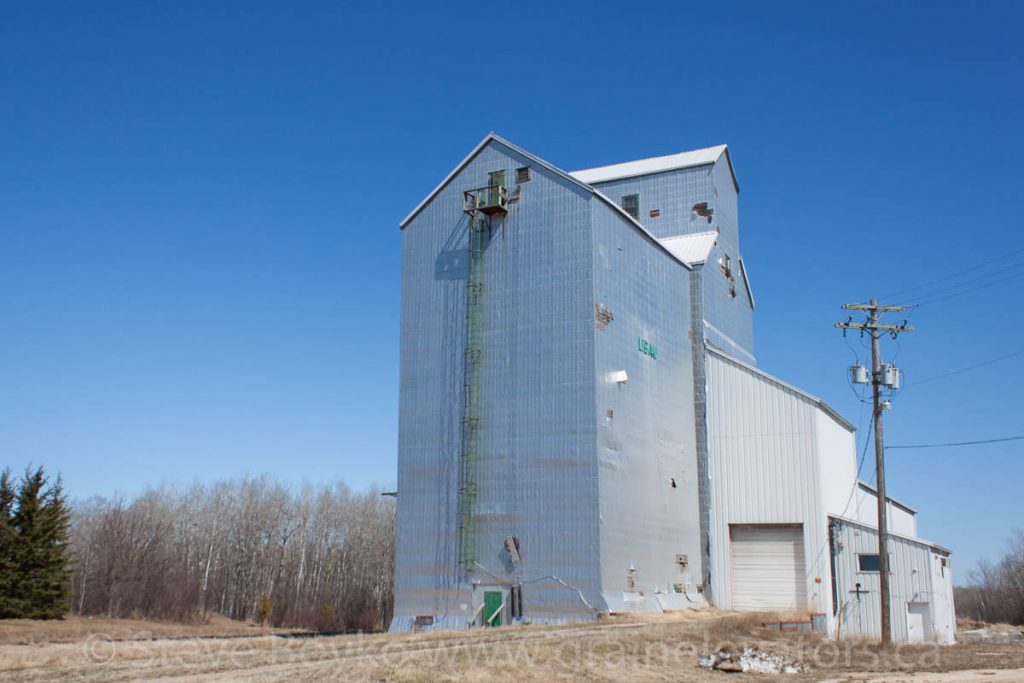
[
  {"x1": 399, "y1": 133, "x2": 691, "y2": 270},
  {"x1": 856, "y1": 481, "x2": 918, "y2": 514},
  {"x1": 658, "y1": 231, "x2": 719, "y2": 265},
  {"x1": 829, "y1": 514, "x2": 950, "y2": 555},
  {"x1": 569, "y1": 144, "x2": 739, "y2": 191}
]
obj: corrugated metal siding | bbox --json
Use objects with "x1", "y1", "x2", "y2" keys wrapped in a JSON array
[
  {"x1": 589, "y1": 166, "x2": 715, "y2": 241},
  {"x1": 592, "y1": 198, "x2": 701, "y2": 609},
  {"x1": 394, "y1": 141, "x2": 601, "y2": 630},
  {"x1": 591, "y1": 161, "x2": 753, "y2": 364},
  {"x1": 703, "y1": 242, "x2": 755, "y2": 365},
  {"x1": 830, "y1": 517, "x2": 954, "y2": 643},
  {"x1": 705, "y1": 350, "x2": 832, "y2": 615},
  {"x1": 703, "y1": 156, "x2": 753, "y2": 362}
]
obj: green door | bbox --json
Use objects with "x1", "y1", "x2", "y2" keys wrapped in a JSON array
[{"x1": 483, "y1": 590, "x2": 503, "y2": 627}]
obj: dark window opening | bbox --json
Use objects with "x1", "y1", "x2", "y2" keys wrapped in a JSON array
[
  {"x1": 649, "y1": 208, "x2": 660, "y2": 217},
  {"x1": 516, "y1": 166, "x2": 530, "y2": 183},
  {"x1": 510, "y1": 584, "x2": 523, "y2": 620},
  {"x1": 858, "y1": 554, "x2": 881, "y2": 572},
  {"x1": 622, "y1": 194, "x2": 639, "y2": 220}
]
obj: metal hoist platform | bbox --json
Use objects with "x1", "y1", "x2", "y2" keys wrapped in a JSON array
[{"x1": 458, "y1": 179, "x2": 509, "y2": 572}]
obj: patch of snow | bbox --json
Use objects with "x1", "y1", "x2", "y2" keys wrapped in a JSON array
[{"x1": 698, "y1": 647, "x2": 807, "y2": 674}]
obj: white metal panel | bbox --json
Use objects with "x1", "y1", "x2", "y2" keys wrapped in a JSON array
[
  {"x1": 853, "y1": 485, "x2": 919, "y2": 537},
  {"x1": 730, "y1": 525, "x2": 807, "y2": 611},
  {"x1": 570, "y1": 145, "x2": 727, "y2": 184},
  {"x1": 889, "y1": 506, "x2": 918, "y2": 537},
  {"x1": 816, "y1": 409, "x2": 860, "y2": 519},
  {"x1": 658, "y1": 231, "x2": 718, "y2": 265},
  {"x1": 706, "y1": 350, "x2": 831, "y2": 616}
]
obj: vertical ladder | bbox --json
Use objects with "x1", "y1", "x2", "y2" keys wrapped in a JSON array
[{"x1": 459, "y1": 212, "x2": 485, "y2": 571}]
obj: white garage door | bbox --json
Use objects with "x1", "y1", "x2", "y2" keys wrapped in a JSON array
[{"x1": 730, "y1": 524, "x2": 807, "y2": 611}]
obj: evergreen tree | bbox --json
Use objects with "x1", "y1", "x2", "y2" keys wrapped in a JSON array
[
  {"x1": 35, "y1": 473, "x2": 71, "y2": 618},
  {"x1": 0, "y1": 470, "x2": 16, "y2": 617},
  {"x1": 1, "y1": 467, "x2": 71, "y2": 619}
]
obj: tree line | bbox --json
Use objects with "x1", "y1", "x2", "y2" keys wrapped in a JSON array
[
  {"x1": 1, "y1": 466, "x2": 395, "y2": 631},
  {"x1": 955, "y1": 529, "x2": 1024, "y2": 626},
  {"x1": 70, "y1": 476, "x2": 395, "y2": 631}
]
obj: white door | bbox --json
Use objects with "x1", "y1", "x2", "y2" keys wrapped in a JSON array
[
  {"x1": 730, "y1": 524, "x2": 807, "y2": 611},
  {"x1": 906, "y1": 602, "x2": 930, "y2": 644}
]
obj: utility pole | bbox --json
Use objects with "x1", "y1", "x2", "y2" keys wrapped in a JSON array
[{"x1": 836, "y1": 299, "x2": 913, "y2": 644}]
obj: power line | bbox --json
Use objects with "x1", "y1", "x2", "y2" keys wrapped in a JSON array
[
  {"x1": 905, "y1": 263, "x2": 1024, "y2": 305},
  {"x1": 905, "y1": 264, "x2": 1024, "y2": 305},
  {"x1": 903, "y1": 348, "x2": 1024, "y2": 388},
  {"x1": 887, "y1": 435, "x2": 1024, "y2": 450},
  {"x1": 882, "y1": 247, "x2": 1024, "y2": 299},
  {"x1": 855, "y1": 417, "x2": 873, "y2": 480},
  {"x1": 912, "y1": 270, "x2": 1024, "y2": 308}
]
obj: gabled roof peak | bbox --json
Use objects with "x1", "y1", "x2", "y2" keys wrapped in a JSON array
[
  {"x1": 570, "y1": 144, "x2": 739, "y2": 191},
  {"x1": 399, "y1": 133, "x2": 692, "y2": 271}
]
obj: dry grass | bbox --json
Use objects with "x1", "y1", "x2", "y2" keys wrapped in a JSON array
[
  {"x1": 0, "y1": 611, "x2": 1022, "y2": 682},
  {"x1": 0, "y1": 613, "x2": 300, "y2": 645}
]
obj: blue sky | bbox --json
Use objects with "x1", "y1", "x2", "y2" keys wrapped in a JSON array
[{"x1": 1, "y1": 1, "x2": 1021, "y2": 576}]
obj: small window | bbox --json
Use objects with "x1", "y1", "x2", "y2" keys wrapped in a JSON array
[
  {"x1": 516, "y1": 166, "x2": 530, "y2": 183},
  {"x1": 858, "y1": 554, "x2": 881, "y2": 572},
  {"x1": 621, "y1": 194, "x2": 639, "y2": 220}
]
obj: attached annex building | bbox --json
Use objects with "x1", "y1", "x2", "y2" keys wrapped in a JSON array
[{"x1": 392, "y1": 133, "x2": 955, "y2": 644}]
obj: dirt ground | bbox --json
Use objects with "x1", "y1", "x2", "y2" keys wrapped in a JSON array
[{"x1": 1, "y1": 611, "x2": 1022, "y2": 682}]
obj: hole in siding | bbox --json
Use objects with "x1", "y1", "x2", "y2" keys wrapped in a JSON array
[
  {"x1": 692, "y1": 202, "x2": 714, "y2": 223},
  {"x1": 594, "y1": 303, "x2": 614, "y2": 331}
]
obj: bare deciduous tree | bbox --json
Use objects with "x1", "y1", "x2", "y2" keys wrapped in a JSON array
[
  {"x1": 68, "y1": 477, "x2": 395, "y2": 631},
  {"x1": 956, "y1": 529, "x2": 1024, "y2": 626}
]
